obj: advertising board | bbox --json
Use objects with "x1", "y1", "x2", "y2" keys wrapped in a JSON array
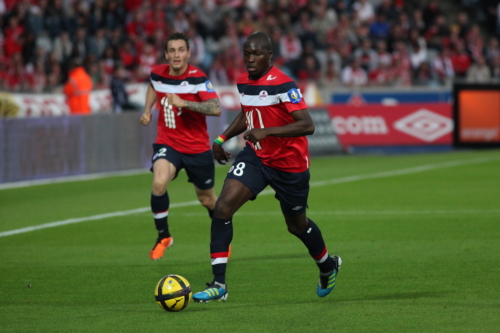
[{"x1": 328, "y1": 104, "x2": 453, "y2": 148}]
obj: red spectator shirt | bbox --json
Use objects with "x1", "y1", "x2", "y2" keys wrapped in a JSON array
[
  {"x1": 237, "y1": 66, "x2": 310, "y2": 173},
  {"x1": 150, "y1": 64, "x2": 218, "y2": 154}
]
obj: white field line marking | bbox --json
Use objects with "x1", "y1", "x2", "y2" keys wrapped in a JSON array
[
  {"x1": 0, "y1": 201, "x2": 199, "y2": 237},
  {"x1": 175, "y1": 209, "x2": 500, "y2": 217},
  {"x1": 0, "y1": 157, "x2": 497, "y2": 238},
  {"x1": 0, "y1": 168, "x2": 149, "y2": 190}
]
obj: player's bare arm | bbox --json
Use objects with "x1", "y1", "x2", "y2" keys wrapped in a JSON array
[
  {"x1": 243, "y1": 109, "x2": 314, "y2": 144},
  {"x1": 213, "y1": 111, "x2": 247, "y2": 165},
  {"x1": 140, "y1": 83, "x2": 158, "y2": 126},
  {"x1": 167, "y1": 94, "x2": 221, "y2": 117}
]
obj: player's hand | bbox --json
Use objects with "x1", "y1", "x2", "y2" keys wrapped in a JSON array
[
  {"x1": 167, "y1": 93, "x2": 186, "y2": 108},
  {"x1": 243, "y1": 128, "x2": 268, "y2": 144},
  {"x1": 212, "y1": 142, "x2": 232, "y2": 165},
  {"x1": 140, "y1": 111, "x2": 152, "y2": 126}
]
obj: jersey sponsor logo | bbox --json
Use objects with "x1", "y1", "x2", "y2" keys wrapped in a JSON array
[
  {"x1": 266, "y1": 75, "x2": 277, "y2": 80},
  {"x1": 205, "y1": 80, "x2": 215, "y2": 92},
  {"x1": 188, "y1": 70, "x2": 198, "y2": 74},
  {"x1": 287, "y1": 88, "x2": 301, "y2": 104},
  {"x1": 259, "y1": 90, "x2": 268, "y2": 100}
]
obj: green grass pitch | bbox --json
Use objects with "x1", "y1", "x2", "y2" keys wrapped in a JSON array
[{"x1": 1, "y1": 149, "x2": 499, "y2": 332}]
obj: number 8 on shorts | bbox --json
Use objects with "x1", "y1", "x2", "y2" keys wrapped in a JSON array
[{"x1": 232, "y1": 162, "x2": 246, "y2": 176}]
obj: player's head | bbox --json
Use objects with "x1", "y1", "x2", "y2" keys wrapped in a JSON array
[
  {"x1": 164, "y1": 32, "x2": 191, "y2": 74},
  {"x1": 243, "y1": 32, "x2": 273, "y2": 80}
]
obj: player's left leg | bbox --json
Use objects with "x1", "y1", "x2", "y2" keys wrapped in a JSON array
[
  {"x1": 269, "y1": 167, "x2": 341, "y2": 297},
  {"x1": 284, "y1": 213, "x2": 341, "y2": 297}
]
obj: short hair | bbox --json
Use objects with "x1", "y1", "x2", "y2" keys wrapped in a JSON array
[
  {"x1": 164, "y1": 32, "x2": 190, "y2": 52},
  {"x1": 245, "y1": 32, "x2": 272, "y2": 53}
]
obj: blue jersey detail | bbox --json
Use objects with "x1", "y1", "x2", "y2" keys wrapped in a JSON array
[
  {"x1": 287, "y1": 88, "x2": 301, "y2": 104},
  {"x1": 205, "y1": 80, "x2": 215, "y2": 93}
]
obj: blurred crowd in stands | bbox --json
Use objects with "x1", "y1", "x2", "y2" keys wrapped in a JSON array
[{"x1": 2, "y1": 0, "x2": 500, "y2": 94}]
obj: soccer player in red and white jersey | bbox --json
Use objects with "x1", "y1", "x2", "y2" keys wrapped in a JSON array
[
  {"x1": 192, "y1": 32, "x2": 341, "y2": 302},
  {"x1": 140, "y1": 32, "x2": 222, "y2": 260}
]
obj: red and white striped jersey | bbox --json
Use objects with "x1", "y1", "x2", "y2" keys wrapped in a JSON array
[
  {"x1": 236, "y1": 66, "x2": 310, "y2": 172},
  {"x1": 150, "y1": 64, "x2": 218, "y2": 154}
]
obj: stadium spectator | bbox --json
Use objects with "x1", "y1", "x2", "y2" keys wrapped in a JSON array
[
  {"x1": 485, "y1": 37, "x2": 500, "y2": 71},
  {"x1": 310, "y1": 1, "x2": 338, "y2": 48},
  {"x1": 353, "y1": 0, "x2": 375, "y2": 24},
  {"x1": 410, "y1": 9, "x2": 426, "y2": 34},
  {"x1": 413, "y1": 62, "x2": 435, "y2": 86},
  {"x1": 208, "y1": 56, "x2": 230, "y2": 86},
  {"x1": 110, "y1": 64, "x2": 140, "y2": 113},
  {"x1": 422, "y1": 0, "x2": 442, "y2": 27},
  {"x1": 377, "y1": 0, "x2": 400, "y2": 24},
  {"x1": 374, "y1": 39, "x2": 392, "y2": 68},
  {"x1": 450, "y1": 41, "x2": 472, "y2": 78},
  {"x1": 63, "y1": 58, "x2": 92, "y2": 115},
  {"x1": 409, "y1": 41, "x2": 428, "y2": 71},
  {"x1": 354, "y1": 38, "x2": 377, "y2": 71},
  {"x1": 185, "y1": 27, "x2": 207, "y2": 70},
  {"x1": 370, "y1": 13, "x2": 391, "y2": 40},
  {"x1": 369, "y1": 61, "x2": 392, "y2": 86},
  {"x1": 424, "y1": 15, "x2": 450, "y2": 50},
  {"x1": 341, "y1": 58, "x2": 368, "y2": 87},
  {"x1": 52, "y1": 31, "x2": 72, "y2": 64},
  {"x1": 319, "y1": 59, "x2": 341, "y2": 88},
  {"x1": 491, "y1": 55, "x2": 500, "y2": 79},
  {"x1": 280, "y1": 28, "x2": 302, "y2": 67},
  {"x1": 431, "y1": 47, "x2": 455, "y2": 85},
  {"x1": 466, "y1": 55, "x2": 492, "y2": 83}
]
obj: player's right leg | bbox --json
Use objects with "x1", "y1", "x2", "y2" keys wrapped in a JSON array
[
  {"x1": 149, "y1": 151, "x2": 177, "y2": 260},
  {"x1": 193, "y1": 146, "x2": 267, "y2": 302},
  {"x1": 192, "y1": 179, "x2": 254, "y2": 302}
]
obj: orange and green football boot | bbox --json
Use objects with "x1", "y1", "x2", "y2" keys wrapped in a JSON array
[{"x1": 149, "y1": 237, "x2": 173, "y2": 260}]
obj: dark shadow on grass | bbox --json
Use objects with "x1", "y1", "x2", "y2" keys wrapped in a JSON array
[
  {"x1": 344, "y1": 291, "x2": 451, "y2": 301},
  {"x1": 232, "y1": 253, "x2": 306, "y2": 262},
  {"x1": 180, "y1": 291, "x2": 452, "y2": 313}
]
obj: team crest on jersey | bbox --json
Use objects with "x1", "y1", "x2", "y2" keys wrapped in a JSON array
[
  {"x1": 205, "y1": 80, "x2": 215, "y2": 92},
  {"x1": 180, "y1": 81, "x2": 188, "y2": 86},
  {"x1": 287, "y1": 88, "x2": 301, "y2": 104},
  {"x1": 259, "y1": 90, "x2": 268, "y2": 100}
]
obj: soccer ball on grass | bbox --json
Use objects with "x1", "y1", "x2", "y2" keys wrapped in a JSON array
[{"x1": 154, "y1": 274, "x2": 192, "y2": 312}]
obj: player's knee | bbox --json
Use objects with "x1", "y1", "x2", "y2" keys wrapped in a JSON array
[
  {"x1": 285, "y1": 216, "x2": 308, "y2": 235},
  {"x1": 286, "y1": 223, "x2": 303, "y2": 236},
  {"x1": 198, "y1": 194, "x2": 216, "y2": 209},
  {"x1": 214, "y1": 199, "x2": 234, "y2": 220},
  {"x1": 152, "y1": 180, "x2": 167, "y2": 196}
]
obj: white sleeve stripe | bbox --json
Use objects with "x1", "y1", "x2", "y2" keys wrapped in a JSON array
[{"x1": 239, "y1": 89, "x2": 303, "y2": 106}]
